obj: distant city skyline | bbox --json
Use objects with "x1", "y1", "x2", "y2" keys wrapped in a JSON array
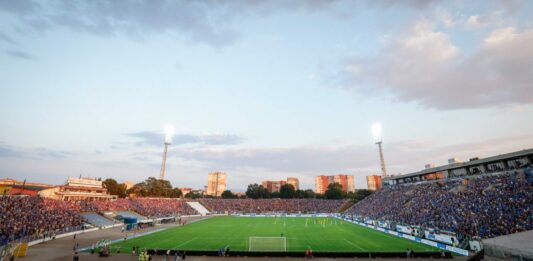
[{"x1": 1, "y1": 0, "x2": 532, "y2": 190}]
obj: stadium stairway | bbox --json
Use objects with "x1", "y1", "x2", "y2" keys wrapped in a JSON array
[
  {"x1": 115, "y1": 211, "x2": 147, "y2": 221},
  {"x1": 187, "y1": 201, "x2": 210, "y2": 216},
  {"x1": 338, "y1": 200, "x2": 355, "y2": 213},
  {"x1": 81, "y1": 213, "x2": 117, "y2": 227}
]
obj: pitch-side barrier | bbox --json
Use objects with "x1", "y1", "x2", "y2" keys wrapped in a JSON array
[{"x1": 335, "y1": 216, "x2": 469, "y2": 256}]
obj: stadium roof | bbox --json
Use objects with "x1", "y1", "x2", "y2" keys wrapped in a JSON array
[
  {"x1": 384, "y1": 148, "x2": 533, "y2": 181},
  {"x1": 483, "y1": 230, "x2": 533, "y2": 259}
]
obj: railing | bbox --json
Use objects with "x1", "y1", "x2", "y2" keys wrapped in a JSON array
[{"x1": 341, "y1": 214, "x2": 477, "y2": 251}]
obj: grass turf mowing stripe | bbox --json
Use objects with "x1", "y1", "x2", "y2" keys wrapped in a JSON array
[{"x1": 111, "y1": 216, "x2": 438, "y2": 253}]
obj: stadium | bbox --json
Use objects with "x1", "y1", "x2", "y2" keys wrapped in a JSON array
[
  {"x1": 1, "y1": 1, "x2": 533, "y2": 261},
  {"x1": 1, "y1": 148, "x2": 532, "y2": 260}
]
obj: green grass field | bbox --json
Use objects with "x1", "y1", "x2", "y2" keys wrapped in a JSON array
[{"x1": 112, "y1": 216, "x2": 437, "y2": 252}]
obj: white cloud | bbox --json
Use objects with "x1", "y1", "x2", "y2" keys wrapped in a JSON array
[
  {"x1": 333, "y1": 21, "x2": 533, "y2": 110},
  {"x1": 484, "y1": 27, "x2": 518, "y2": 44},
  {"x1": 406, "y1": 20, "x2": 458, "y2": 62},
  {"x1": 466, "y1": 15, "x2": 482, "y2": 28},
  {"x1": 464, "y1": 11, "x2": 511, "y2": 30}
]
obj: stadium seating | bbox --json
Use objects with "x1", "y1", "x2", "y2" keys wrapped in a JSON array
[
  {"x1": 199, "y1": 198, "x2": 348, "y2": 214},
  {"x1": 80, "y1": 213, "x2": 116, "y2": 227},
  {"x1": 130, "y1": 198, "x2": 197, "y2": 218},
  {"x1": 0, "y1": 197, "x2": 84, "y2": 246},
  {"x1": 345, "y1": 172, "x2": 533, "y2": 239},
  {"x1": 0, "y1": 197, "x2": 199, "y2": 246}
]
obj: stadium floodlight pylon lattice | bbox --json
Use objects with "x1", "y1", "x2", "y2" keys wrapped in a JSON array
[{"x1": 249, "y1": 237, "x2": 287, "y2": 252}]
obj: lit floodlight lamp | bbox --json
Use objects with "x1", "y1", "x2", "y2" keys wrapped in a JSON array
[
  {"x1": 164, "y1": 124, "x2": 175, "y2": 144},
  {"x1": 371, "y1": 122, "x2": 382, "y2": 143}
]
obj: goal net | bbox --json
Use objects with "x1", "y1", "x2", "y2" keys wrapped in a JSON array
[{"x1": 248, "y1": 237, "x2": 287, "y2": 252}]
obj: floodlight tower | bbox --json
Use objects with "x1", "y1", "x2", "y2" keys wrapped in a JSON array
[
  {"x1": 159, "y1": 125, "x2": 174, "y2": 180},
  {"x1": 372, "y1": 123, "x2": 388, "y2": 177}
]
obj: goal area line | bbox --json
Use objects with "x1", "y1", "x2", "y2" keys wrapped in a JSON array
[{"x1": 249, "y1": 236, "x2": 287, "y2": 252}]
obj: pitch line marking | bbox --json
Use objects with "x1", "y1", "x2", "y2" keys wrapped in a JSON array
[
  {"x1": 173, "y1": 237, "x2": 197, "y2": 249},
  {"x1": 344, "y1": 239, "x2": 365, "y2": 251}
]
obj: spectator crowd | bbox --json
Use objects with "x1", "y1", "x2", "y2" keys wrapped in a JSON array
[
  {"x1": 55, "y1": 198, "x2": 198, "y2": 218},
  {"x1": 130, "y1": 198, "x2": 197, "y2": 218},
  {"x1": 199, "y1": 198, "x2": 348, "y2": 214},
  {"x1": 0, "y1": 197, "x2": 83, "y2": 245},
  {"x1": 345, "y1": 172, "x2": 533, "y2": 239}
]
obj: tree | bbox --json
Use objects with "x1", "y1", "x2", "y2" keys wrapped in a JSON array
[
  {"x1": 352, "y1": 189, "x2": 373, "y2": 203},
  {"x1": 126, "y1": 177, "x2": 174, "y2": 197},
  {"x1": 324, "y1": 182, "x2": 345, "y2": 199},
  {"x1": 145, "y1": 177, "x2": 173, "y2": 197},
  {"x1": 127, "y1": 182, "x2": 149, "y2": 197},
  {"x1": 170, "y1": 188, "x2": 183, "y2": 198},
  {"x1": 185, "y1": 191, "x2": 202, "y2": 199},
  {"x1": 279, "y1": 184, "x2": 296, "y2": 198},
  {"x1": 245, "y1": 184, "x2": 270, "y2": 199},
  {"x1": 221, "y1": 190, "x2": 236, "y2": 199},
  {"x1": 295, "y1": 189, "x2": 317, "y2": 198},
  {"x1": 303, "y1": 189, "x2": 316, "y2": 199},
  {"x1": 103, "y1": 178, "x2": 127, "y2": 198}
]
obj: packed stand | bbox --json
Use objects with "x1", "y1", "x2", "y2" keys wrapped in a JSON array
[
  {"x1": 199, "y1": 198, "x2": 348, "y2": 214},
  {"x1": 130, "y1": 198, "x2": 197, "y2": 218},
  {"x1": 345, "y1": 173, "x2": 533, "y2": 239},
  {"x1": 75, "y1": 198, "x2": 197, "y2": 218},
  {"x1": 0, "y1": 197, "x2": 198, "y2": 245},
  {"x1": 0, "y1": 197, "x2": 83, "y2": 245}
]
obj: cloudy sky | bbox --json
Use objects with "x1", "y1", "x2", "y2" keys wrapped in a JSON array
[{"x1": 1, "y1": 0, "x2": 532, "y2": 191}]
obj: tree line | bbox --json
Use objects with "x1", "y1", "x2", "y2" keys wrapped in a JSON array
[
  {"x1": 102, "y1": 177, "x2": 183, "y2": 198},
  {"x1": 103, "y1": 177, "x2": 373, "y2": 202},
  {"x1": 243, "y1": 183, "x2": 373, "y2": 201}
]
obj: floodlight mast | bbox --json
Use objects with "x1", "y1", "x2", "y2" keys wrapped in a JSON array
[
  {"x1": 159, "y1": 141, "x2": 170, "y2": 180},
  {"x1": 372, "y1": 122, "x2": 387, "y2": 177},
  {"x1": 159, "y1": 125, "x2": 174, "y2": 180},
  {"x1": 375, "y1": 140, "x2": 387, "y2": 177}
]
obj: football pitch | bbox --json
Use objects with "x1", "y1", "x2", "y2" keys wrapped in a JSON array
[{"x1": 112, "y1": 216, "x2": 437, "y2": 253}]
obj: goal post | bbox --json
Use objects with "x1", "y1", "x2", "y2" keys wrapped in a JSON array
[{"x1": 248, "y1": 237, "x2": 287, "y2": 252}]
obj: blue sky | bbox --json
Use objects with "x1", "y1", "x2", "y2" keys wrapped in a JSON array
[{"x1": 1, "y1": 0, "x2": 532, "y2": 190}]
